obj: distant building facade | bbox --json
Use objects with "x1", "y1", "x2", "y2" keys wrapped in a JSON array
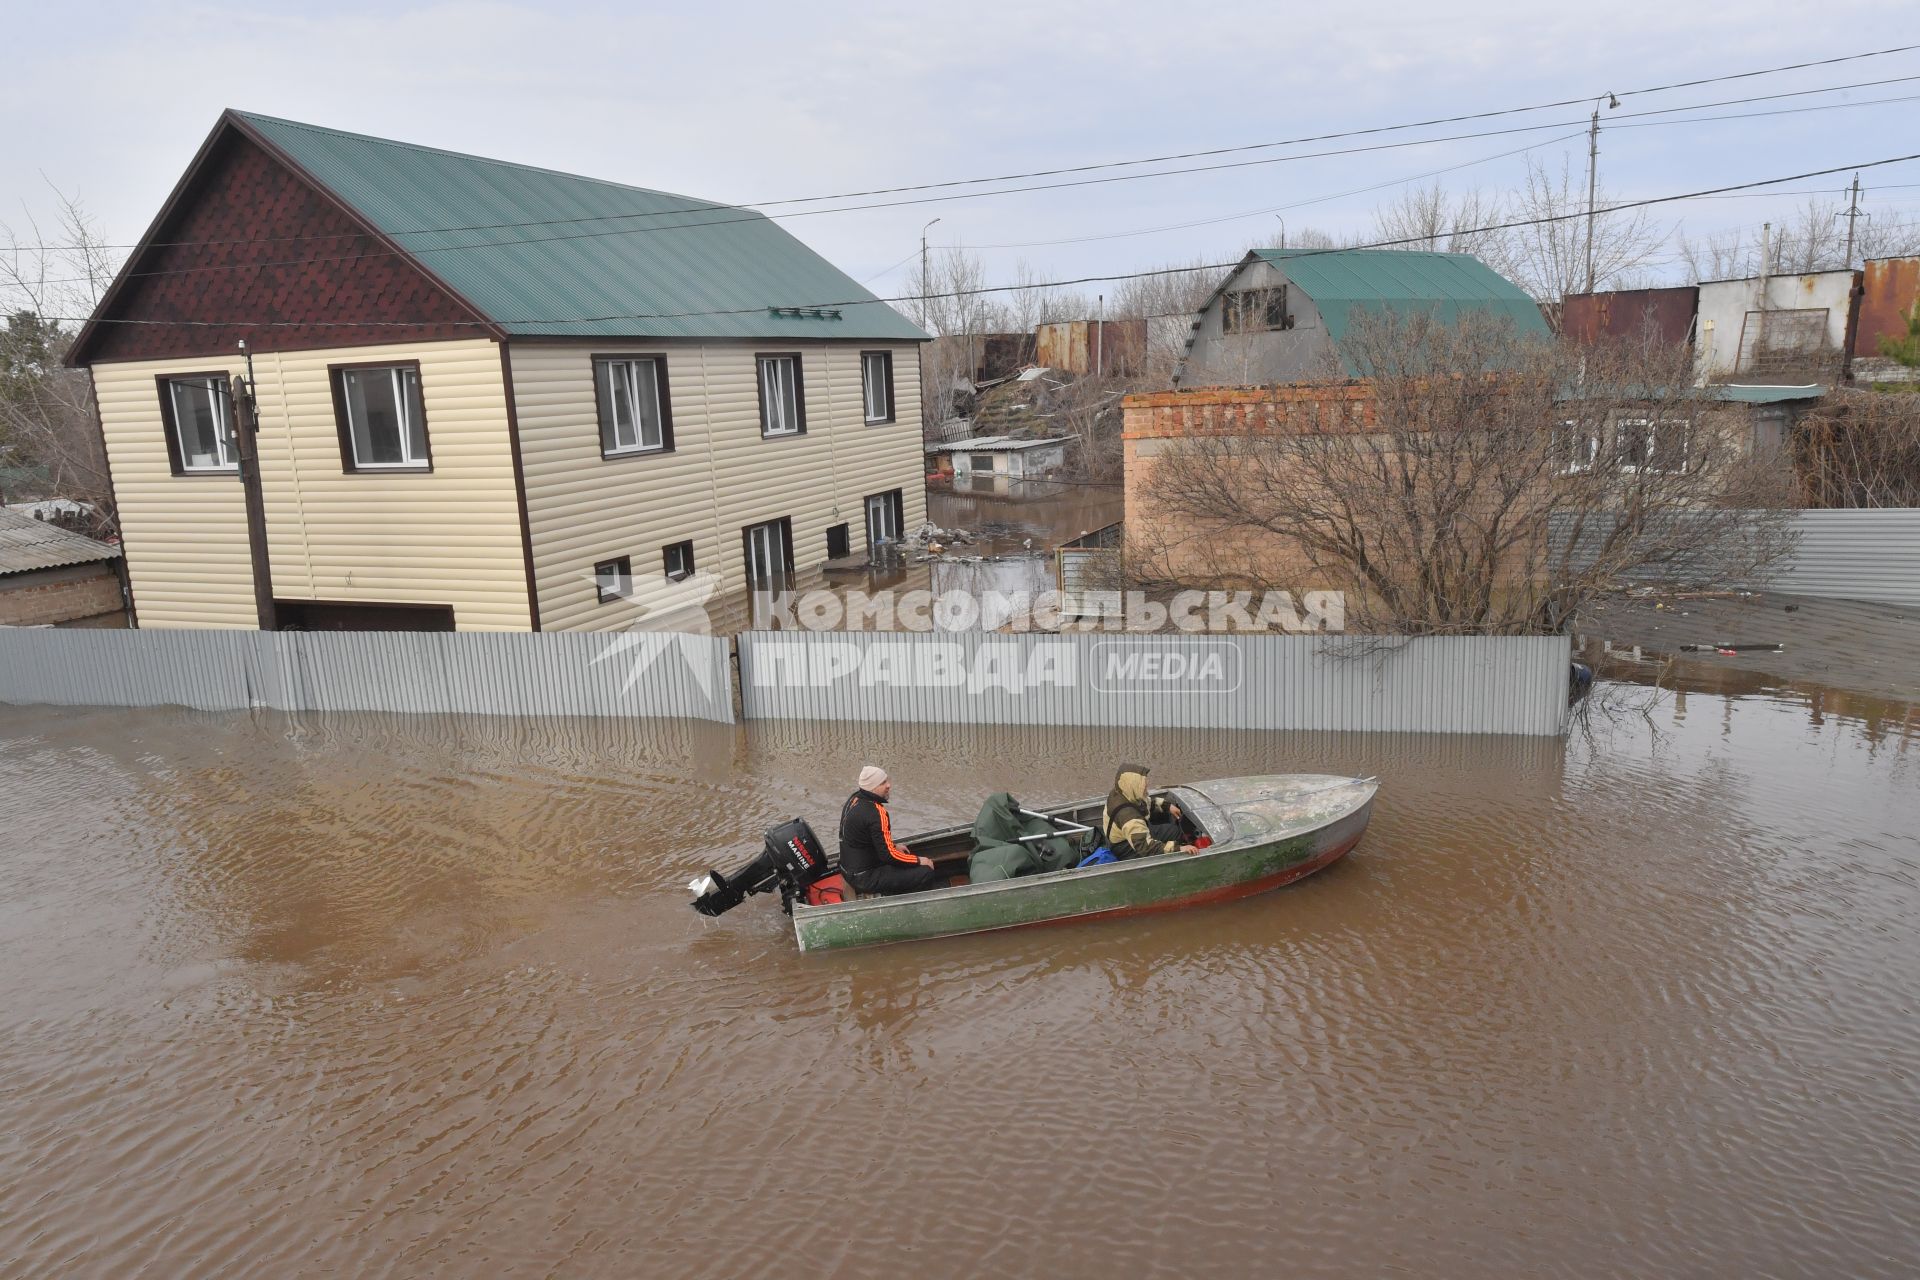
[{"x1": 1177, "y1": 249, "x2": 1549, "y2": 385}]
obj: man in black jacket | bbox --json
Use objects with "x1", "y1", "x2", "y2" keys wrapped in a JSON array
[{"x1": 839, "y1": 765, "x2": 937, "y2": 896}]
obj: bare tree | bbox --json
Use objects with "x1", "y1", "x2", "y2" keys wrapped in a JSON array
[
  {"x1": 1371, "y1": 182, "x2": 1506, "y2": 259},
  {"x1": 1, "y1": 190, "x2": 124, "y2": 534},
  {"x1": 1500, "y1": 156, "x2": 1665, "y2": 302},
  {"x1": 1129, "y1": 310, "x2": 1797, "y2": 634}
]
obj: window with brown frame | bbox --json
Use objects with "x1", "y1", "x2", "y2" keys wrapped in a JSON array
[
  {"x1": 756, "y1": 354, "x2": 806, "y2": 437},
  {"x1": 330, "y1": 362, "x2": 430, "y2": 471},
  {"x1": 662, "y1": 540, "x2": 695, "y2": 582},
  {"x1": 155, "y1": 373, "x2": 237, "y2": 475},
  {"x1": 592, "y1": 355, "x2": 674, "y2": 456},
  {"x1": 595, "y1": 555, "x2": 632, "y2": 603},
  {"x1": 861, "y1": 351, "x2": 895, "y2": 424}
]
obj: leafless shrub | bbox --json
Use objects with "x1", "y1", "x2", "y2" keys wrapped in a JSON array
[
  {"x1": 1129, "y1": 310, "x2": 1797, "y2": 635},
  {"x1": 1794, "y1": 388, "x2": 1920, "y2": 508}
]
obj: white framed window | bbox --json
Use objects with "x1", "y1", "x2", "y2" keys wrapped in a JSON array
[
  {"x1": 1616, "y1": 416, "x2": 1691, "y2": 474},
  {"x1": 160, "y1": 374, "x2": 237, "y2": 473},
  {"x1": 593, "y1": 356, "x2": 671, "y2": 455},
  {"x1": 1553, "y1": 419, "x2": 1599, "y2": 474},
  {"x1": 333, "y1": 363, "x2": 430, "y2": 470},
  {"x1": 861, "y1": 350, "x2": 895, "y2": 424},
  {"x1": 757, "y1": 354, "x2": 805, "y2": 437}
]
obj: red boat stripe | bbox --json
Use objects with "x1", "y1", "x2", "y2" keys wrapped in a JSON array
[{"x1": 1004, "y1": 829, "x2": 1365, "y2": 934}]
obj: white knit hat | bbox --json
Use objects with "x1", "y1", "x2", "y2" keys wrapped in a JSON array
[{"x1": 858, "y1": 765, "x2": 889, "y2": 791}]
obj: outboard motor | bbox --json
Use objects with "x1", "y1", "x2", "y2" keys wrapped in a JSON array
[{"x1": 690, "y1": 818, "x2": 834, "y2": 917}]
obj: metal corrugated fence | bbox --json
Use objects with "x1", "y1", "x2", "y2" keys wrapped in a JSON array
[
  {"x1": 0, "y1": 629, "x2": 735, "y2": 723},
  {"x1": 1756, "y1": 509, "x2": 1920, "y2": 607},
  {"x1": 1550, "y1": 507, "x2": 1920, "y2": 607},
  {"x1": 738, "y1": 632, "x2": 1570, "y2": 736}
]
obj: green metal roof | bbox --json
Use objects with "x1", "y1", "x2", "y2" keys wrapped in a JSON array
[
  {"x1": 235, "y1": 112, "x2": 928, "y2": 342},
  {"x1": 1252, "y1": 248, "x2": 1550, "y2": 371},
  {"x1": 1709, "y1": 383, "x2": 1826, "y2": 404}
]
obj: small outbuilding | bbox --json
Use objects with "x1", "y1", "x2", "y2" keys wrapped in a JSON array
[
  {"x1": 926, "y1": 435, "x2": 1070, "y2": 483},
  {"x1": 0, "y1": 508, "x2": 127, "y2": 627}
]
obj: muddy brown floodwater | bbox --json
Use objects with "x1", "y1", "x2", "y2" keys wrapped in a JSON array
[{"x1": 2, "y1": 679, "x2": 1917, "y2": 1278}]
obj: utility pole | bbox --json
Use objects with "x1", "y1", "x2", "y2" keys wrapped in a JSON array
[
  {"x1": 1583, "y1": 106, "x2": 1600, "y2": 295},
  {"x1": 1583, "y1": 93, "x2": 1618, "y2": 295},
  {"x1": 231, "y1": 344, "x2": 277, "y2": 632},
  {"x1": 919, "y1": 218, "x2": 941, "y2": 332},
  {"x1": 1096, "y1": 293, "x2": 1105, "y2": 378},
  {"x1": 1840, "y1": 173, "x2": 1865, "y2": 266},
  {"x1": 1756, "y1": 222, "x2": 1773, "y2": 371}
]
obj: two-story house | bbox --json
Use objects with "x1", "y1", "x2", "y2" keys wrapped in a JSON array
[{"x1": 68, "y1": 110, "x2": 929, "y2": 632}]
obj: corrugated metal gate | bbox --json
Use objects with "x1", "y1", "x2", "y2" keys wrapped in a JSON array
[
  {"x1": 738, "y1": 631, "x2": 1570, "y2": 736},
  {"x1": 0, "y1": 629, "x2": 735, "y2": 722}
]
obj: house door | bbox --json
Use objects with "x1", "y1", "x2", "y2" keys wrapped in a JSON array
[
  {"x1": 864, "y1": 489, "x2": 903, "y2": 556},
  {"x1": 741, "y1": 517, "x2": 794, "y2": 629}
]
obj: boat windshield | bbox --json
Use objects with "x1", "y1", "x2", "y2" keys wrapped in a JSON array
[
  {"x1": 1167, "y1": 787, "x2": 1227, "y2": 844},
  {"x1": 1185, "y1": 776, "x2": 1373, "y2": 845}
]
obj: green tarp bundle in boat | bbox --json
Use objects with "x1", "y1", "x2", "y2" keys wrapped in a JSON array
[{"x1": 968, "y1": 793, "x2": 1083, "y2": 883}]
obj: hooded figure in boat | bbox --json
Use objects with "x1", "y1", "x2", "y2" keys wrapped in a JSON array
[{"x1": 1103, "y1": 764, "x2": 1193, "y2": 860}]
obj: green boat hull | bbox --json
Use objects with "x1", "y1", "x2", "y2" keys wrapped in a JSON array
[{"x1": 791, "y1": 774, "x2": 1376, "y2": 951}]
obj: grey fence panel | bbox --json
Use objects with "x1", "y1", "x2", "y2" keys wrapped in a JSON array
[
  {"x1": 0, "y1": 628, "x2": 736, "y2": 723},
  {"x1": 1759, "y1": 509, "x2": 1920, "y2": 607},
  {"x1": 738, "y1": 631, "x2": 1570, "y2": 736},
  {"x1": 1549, "y1": 507, "x2": 1920, "y2": 607}
]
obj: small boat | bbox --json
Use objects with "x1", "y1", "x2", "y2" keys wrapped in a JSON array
[{"x1": 691, "y1": 774, "x2": 1377, "y2": 952}]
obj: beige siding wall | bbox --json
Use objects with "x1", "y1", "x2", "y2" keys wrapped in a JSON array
[
  {"x1": 512, "y1": 341, "x2": 926, "y2": 632},
  {"x1": 93, "y1": 338, "x2": 530, "y2": 630}
]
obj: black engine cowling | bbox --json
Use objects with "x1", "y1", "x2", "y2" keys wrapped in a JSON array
[{"x1": 690, "y1": 818, "x2": 834, "y2": 917}]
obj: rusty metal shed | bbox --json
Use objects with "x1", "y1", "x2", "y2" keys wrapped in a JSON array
[
  {"x1": 1855, "y1": 256, "x2": 1919, "y2": 357},
  {"x1": 1560, "y1": 287, "x2": 1698, "y2": 346}
]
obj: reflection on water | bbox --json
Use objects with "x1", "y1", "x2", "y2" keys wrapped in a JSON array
[{"x1": 1, "y1": 682, "x2": 1916, "y2": 1277}]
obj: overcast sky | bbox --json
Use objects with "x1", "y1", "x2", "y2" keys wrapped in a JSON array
[{"x1": 3, "y1": 1, "x2": 1916, "y2": 308}]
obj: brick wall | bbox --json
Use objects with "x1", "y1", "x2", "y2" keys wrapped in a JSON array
[
  {"x1": 1122, "y1": 383, "x2": 1382, "y2": 591},
  {"x1": 0, "y1": 564, "x2": 127, "y2": 627},
  {"x1": 1124, "y1": 381, "x2": 1378, "y2": 442}
]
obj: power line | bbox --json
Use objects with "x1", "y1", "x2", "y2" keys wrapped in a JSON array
[
  {"x1": 922, "y1": 132, "x2": 1588, "y2": 253},
  {"x1": 36, "y1": 152, "x2": 1920, "y2": 331},
  {"x1": 17, "y1": 79, "x2": 1920, "y2": 296},
  {"x1": 8, "y1": 43, "x2": 1920, "y2": 256}
]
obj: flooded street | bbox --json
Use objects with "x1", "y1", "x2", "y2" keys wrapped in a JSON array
[{"x1": 1, "y1": 681, "x2": 1916, "y2": 1277}]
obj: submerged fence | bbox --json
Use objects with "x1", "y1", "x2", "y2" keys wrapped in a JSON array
[
  {"x1": 0, "y1": 628, "x2": 736, "y2": 723},
  {"x1": 1, "y1": 626, "x2": 1573, "y2": 736},
  {"x1": 737, "y1": 631, "x2": 1571, "y2": 736},
  {"x1": 1549, "y1": 507, "x2": 1920, "y2": 608}
]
